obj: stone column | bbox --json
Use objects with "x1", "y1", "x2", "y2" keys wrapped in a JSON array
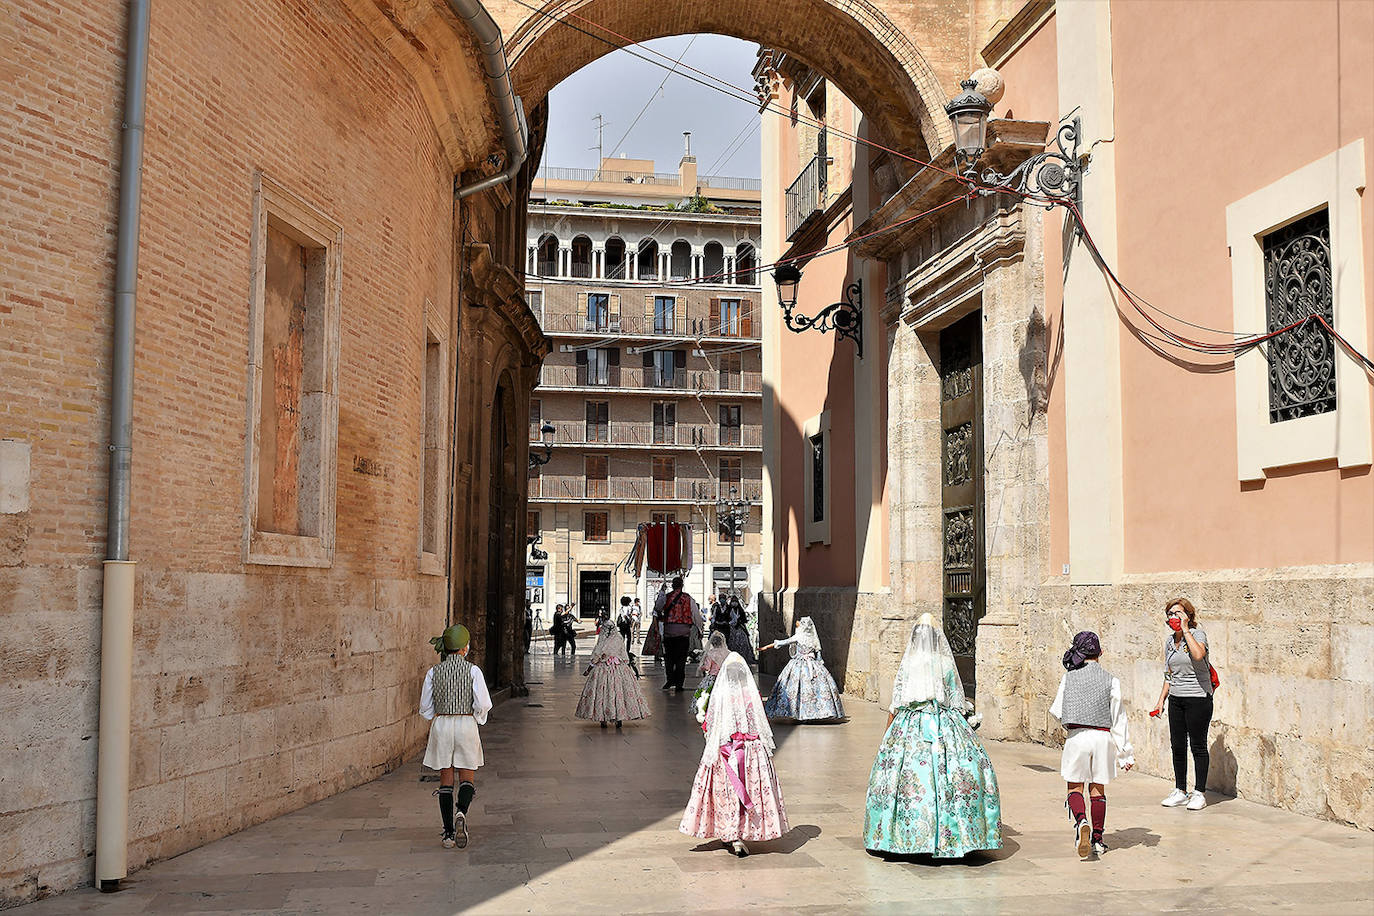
[
  {"x1": 628, "y1": 241, "x2": 637, "y2": 280},
  {"x1": 725, "y1": 255, "x2": 736, "y2": 284},
  {"x1": 559, "y1": 246, "x2": 571, "y2": 278},
  {"x1": 593, "y1": 247, "x2": 604, "y2": 279}
]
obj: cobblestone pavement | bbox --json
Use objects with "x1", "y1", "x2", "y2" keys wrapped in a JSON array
[{"x1": 18, "y1": 647, "x2": 1374, "y2": 915}]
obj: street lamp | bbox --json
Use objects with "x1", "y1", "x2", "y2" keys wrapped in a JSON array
[
  {"x1": 715, "y1": 488, "x2": 750, "y2": 601},
  {"x1": 527, "y1": 532, "x2": 548, "y2": 561},
  {"x1": 945, "y1": 77, "x2": 1082, "y2": 207},
  {"x1": 529, "y1": 421, "x2": 555, "y2": 468},
  {"x1": 770, "y1": 262, "x2": 864, "y2": 358}
]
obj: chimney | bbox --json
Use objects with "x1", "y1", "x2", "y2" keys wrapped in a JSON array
[
  {"x1": 679, "y1": 131, "x2": 697, "y2": 192},
  {"x1": 683, "y1": 131, "x2": 692, "y2": 159}
]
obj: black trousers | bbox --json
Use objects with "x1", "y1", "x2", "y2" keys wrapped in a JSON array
[
  {"x1": 1168, "y1": 694, "x2": 1213, "y2": 791},
  {"x1": 663, "y1": 635, "x2": 690, "y2": 688}
]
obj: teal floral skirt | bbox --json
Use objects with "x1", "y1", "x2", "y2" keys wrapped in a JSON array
[{"x1": 863, "y1": 701, "x2": 1002, "y2": 857}]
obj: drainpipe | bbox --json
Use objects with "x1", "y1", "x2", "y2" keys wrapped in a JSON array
[
  {"x1": 447, "y1": 0, "x2": 528, "y2": 199},
  {"x1": 97, "y1": 0, "x2": 150, "y2": 892}
]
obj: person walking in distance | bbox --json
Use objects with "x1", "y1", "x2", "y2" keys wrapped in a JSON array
[
  {"x1": 655, "y1": 576, "x2": 699, "y2": 693},
  {"x1": 1050, "y1": 631, "x2": 1134, "y2": 859},
  {"x1": 421, "y1": 625, "x2": 493, "y2": 849},
  {"x1": 1150, "y1": 597, "x2": 1215, "y2": 811},
  {"x1": 631, "y1": 597, "x2": 643, "y2": 645}
]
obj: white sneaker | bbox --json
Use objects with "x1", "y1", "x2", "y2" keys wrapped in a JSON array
[
  {"x1": 1186, "y1": 791, "x2": 1207, "y2": 811},
  {"x1": 1161, "y1": 788, "x2": 1190, "y2": 807}
]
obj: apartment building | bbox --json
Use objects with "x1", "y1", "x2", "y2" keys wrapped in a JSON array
[{"x1": 525, "y1": 153, "x2": 765, "y2": 620}]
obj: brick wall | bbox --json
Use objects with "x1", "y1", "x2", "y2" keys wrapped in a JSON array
[{"x1": 0, "y1": 0, "x2": 487, "y2": 904}]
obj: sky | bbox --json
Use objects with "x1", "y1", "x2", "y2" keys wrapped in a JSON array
[{"x1": 541, "y1": 34, "x2": 762, "y2": 180}]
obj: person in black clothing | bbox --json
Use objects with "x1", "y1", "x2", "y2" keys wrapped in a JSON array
[{"x1": 523, "y1": 600, "x2": 534, "y2": 653}]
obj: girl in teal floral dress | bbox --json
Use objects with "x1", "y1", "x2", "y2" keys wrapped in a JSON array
[{"x1": 863, "y1": 615, "x2": 1002, "y2": 858}]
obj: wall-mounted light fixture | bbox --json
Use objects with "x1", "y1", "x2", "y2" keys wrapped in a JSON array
[
  {"x1": 528, "y1": 421, "x2": 555, "y2": 468},
  {"x1": 945, "y1": 78, "x2": 1082, "y2": 208},
  {"x1": 771, "y1": 262, "x2": 864, "y2": 358}
]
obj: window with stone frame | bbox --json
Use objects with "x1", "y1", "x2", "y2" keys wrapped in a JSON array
[
  {"x1": 419, "y1": 316, "x2": 448, "y2": 575},
  {"x1": 584, "y1": 511, "x2": 609, "y2": 542},
  {"x1": 244, "y1": 174, "x2": 341, "y2": 567},
  {"x1": 1262, "y1": 208, "x2": 1336, "y2": 423},
  {"x1": 651, "y1": 511, "x2": 676, "y2": 524}
]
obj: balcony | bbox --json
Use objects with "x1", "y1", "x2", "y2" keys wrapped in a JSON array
[
  {"x1": 532, "y1": 422, "x2": 763, "y2": 449},
  {"x1": 539, "y1": 366, "x2": 762, "y2": 394},
  {"x1": 528, "y1": 476, "x2": 764, "y2": 503},
  {"x1": 785, "y1": 153, "x2": 827, "y2": 241},
  {"x1": 536, "y1": 311, "x2": 761, "y2": 340}
]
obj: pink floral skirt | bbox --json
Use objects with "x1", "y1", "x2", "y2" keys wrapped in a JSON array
[{"x1": 679, "y1": 739, "x2": 789, "y2": 843}]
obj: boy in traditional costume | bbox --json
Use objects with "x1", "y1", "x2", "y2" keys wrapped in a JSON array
[
  {"x1": 1050, "y1": 630, "x2": 1134, "y2": 859},
  {"x1": 421, "y1": 625, "x2": 493, "y2": 849}
]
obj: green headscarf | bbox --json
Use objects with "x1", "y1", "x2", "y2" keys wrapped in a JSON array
[{"x1": 429, "y1": 624, "x2": 470, "y2": 655}]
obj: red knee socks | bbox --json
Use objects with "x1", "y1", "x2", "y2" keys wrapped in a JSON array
[
  {"x1": 1067, "y1": 790, "x2": 1087, "y2": 825},
  {"x1": 1091, "y1": 795, "x2": 1106, "y2": 840}
]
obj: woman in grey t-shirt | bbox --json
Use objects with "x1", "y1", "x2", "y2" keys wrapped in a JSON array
[{"x1": 1149, "y1": 597, "x2": 1212, "y2": 810}]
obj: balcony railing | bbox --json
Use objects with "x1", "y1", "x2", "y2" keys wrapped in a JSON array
[
  {"x1": 529, "y1": 476, "x2": 764, "y2": 503},
  {"x1": 536, "y1": 167, "x2": 681, "y2": 185},
  {"x1": 537, "y1": 312, "x2": 761, "y2": 340},
  {"x1": 785, "y1": 153, "x2": 827, "y2": 240},
  {"x1": 539, "y1": 366, "x2": 763, "y2": 393},
  {"x1": 699, "y1": 175, "x2": 762, "y2": 191},
  {"x1": 533, "y1": 422, "x2": 763, "y2": 448}
]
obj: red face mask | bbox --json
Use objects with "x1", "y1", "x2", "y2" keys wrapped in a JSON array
[{"x1": 1167, "y1": 617, "x2": 1183, "y2": 632}]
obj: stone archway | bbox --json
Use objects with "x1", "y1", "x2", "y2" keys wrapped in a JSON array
[{"x1": 492, "y1": 0, "x2": 968, "y2": 163}]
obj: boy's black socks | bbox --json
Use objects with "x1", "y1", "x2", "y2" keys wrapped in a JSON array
[
  {"x1": 438, "y1": 786, "x2": 455, "y2": 834},
  {"x1": 457, "y1": 781, "x2": 476, "y2": 814}
]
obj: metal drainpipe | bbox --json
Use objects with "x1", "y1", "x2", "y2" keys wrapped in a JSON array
[
  {"x1": 447, "y1": 0, "x2": 528, "y2": 198},
  {"x1": 97, "y1": 0, "x2": 150, "y2": 892}
]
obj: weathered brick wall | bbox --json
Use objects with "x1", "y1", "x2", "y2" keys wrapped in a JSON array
[{"x1": 0, "y1": 0, "x2": 479, "y2": 904}]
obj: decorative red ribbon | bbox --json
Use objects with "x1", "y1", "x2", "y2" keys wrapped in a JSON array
[{"x1": 721, "y1": 732, "x2": 759, "y2": 810}]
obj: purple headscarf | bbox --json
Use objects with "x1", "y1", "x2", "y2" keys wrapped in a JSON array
[{"x1": 1062, "y1": 631, "x2": 1101, "y2": 671}]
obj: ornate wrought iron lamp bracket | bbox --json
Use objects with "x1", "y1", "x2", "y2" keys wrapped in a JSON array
[
  {"x1": 963, "y1": 117, "x2": 1083, "y2": 212},
  {"x1": 780, "y1": 279, "x2": 864, "y2": 359},
  {"x1": 526, "y1": 532, "x2": 548, "y2": 561},
  {"x1": 528, "y1": 421, "x2": 555, "y2": 469}
]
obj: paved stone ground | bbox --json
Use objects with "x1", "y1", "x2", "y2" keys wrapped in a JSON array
[{"x1": 17, "y1": 647, "x2": 1374, "y2": 915}]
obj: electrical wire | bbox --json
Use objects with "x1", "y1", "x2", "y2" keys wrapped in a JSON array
[
  {"x1": 516, "y1": 2, "x2": 1374, "y2": 375},
  {"x1": 505, "y1": 0, "x2": 973, "y2": 187}
]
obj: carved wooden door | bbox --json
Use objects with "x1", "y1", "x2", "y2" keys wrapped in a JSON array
[{"x1": 939, "y1": 312, "x2": 985, "y2": 699}]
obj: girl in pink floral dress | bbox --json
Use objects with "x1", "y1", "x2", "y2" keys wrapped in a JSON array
[
  {"x1": 679, "y1": 653, "x2": 789, "y2": 856},
  {"x1": 575, "y1": 619, "x2": 651, "y2": 729}
]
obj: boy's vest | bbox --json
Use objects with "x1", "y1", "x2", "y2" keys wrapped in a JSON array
[
  {"x1": 431, "y1": 654, "x2": 476, "y2": 716},
  {"x1": 1061, "y1": 664, "x2": 1113, "y2": 728}
]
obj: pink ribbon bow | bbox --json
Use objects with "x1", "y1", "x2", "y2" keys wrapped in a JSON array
[
  {"x1": 720, "y1": 732, "x2": 759, "y2": 810},
  {"x1": 604, "y1": 656, "x2": 622, "y2": 667}
]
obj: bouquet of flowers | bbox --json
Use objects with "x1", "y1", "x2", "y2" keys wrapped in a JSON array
[{"x1": 693, "y1": 674, "x2": 716, "y2": 729}]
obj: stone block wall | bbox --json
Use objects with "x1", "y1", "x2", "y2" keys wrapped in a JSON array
[{"x1": 1018, "y1": 566, "x2": 1374, "y2": 829}]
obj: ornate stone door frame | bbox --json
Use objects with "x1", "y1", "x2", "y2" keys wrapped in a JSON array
[{"x1": 883, "y1": 197, "x2": 1050, "y2": 732}]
